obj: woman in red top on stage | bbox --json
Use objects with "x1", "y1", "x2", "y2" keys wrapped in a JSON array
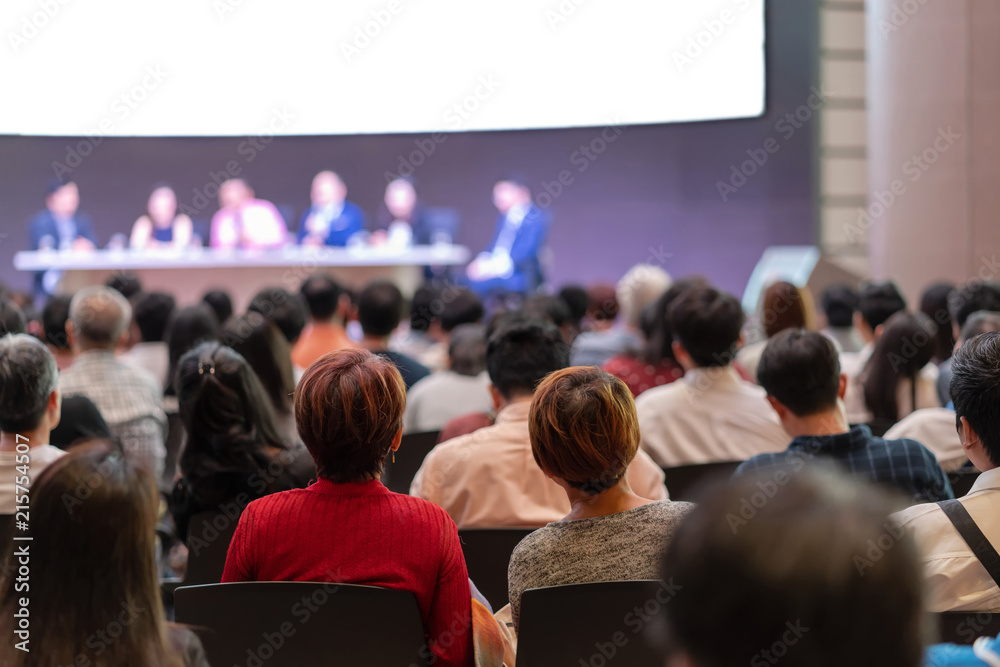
[{"x1": 222, "y1": 349, "x2": 473, "y2": 667}]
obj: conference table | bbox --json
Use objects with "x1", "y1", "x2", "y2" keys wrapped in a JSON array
[{"x1": 14, "y1": 244, "x2": 472, "y2": 311}]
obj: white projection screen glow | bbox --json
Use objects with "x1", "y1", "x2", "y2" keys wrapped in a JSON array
[{"x1": 1, "y1": 0, "x2": 765, "y2": 136}]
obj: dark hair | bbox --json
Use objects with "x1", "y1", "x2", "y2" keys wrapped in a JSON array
[
  {"x1": 857, "y1": 281, "x2": 907, "y2": 331},
  {"x1": 177, "y1": 342, "x2": 287, "y2": 485},
  {"x1": 821, "y1": 284, "x2": 858, "y2": 328},
  {"x1": 248, "y1": 287, "x2": 307, "y2": 344},
  {"x1": 105, "y1": 272, "x2": 143, "y2": 299},
  {"x1": 440, "y1": 288, "x2": 484, "y2": 332},
  {"x1": 358, "y1": 281, "x2": 404, "y2": 337},
  {"x1": 132, "y1": 292, "x2": 176, "y2": 343},
  {"x1": 660, "y1": 466, "x2": 924, "y2": 667},
  {"x1": 758, "y1": 330, "x2": 841, "y2": 416},
  {"x1": 0, "y1": 298, "x2": 26, "y2": 337},
  {"x1": 41, "y1": 295, "x2": 72, "y2": 349},
  {"x1": 201, "y1": 289, "x2": 233, "y2": 325},
  {"x1": 586, "y1": 284, "x2": 618, "y2": 322},
  {"x1": 667, "y1": 286, "x2": 744, "y2": 368},
  {"x1": 299, "y1": 273, "x2": 343, "y2": 321},
  {"x1": 487, "y1": 319, "x2": 569, "y2": 400},
  {"x1": 950, "y1": 332, "x2": 1000, "y2": 466},
  {"x1": 558, "y1": 286, "x2": 589, "y2": 324},
  {"x1": 448, "y1": 324, "x2": 487, "y2": 376},
  {"x1": 294, "y1": 349, "x2": 406, "y2": 483},
  {"x1": 919, "y1": 282, "x2": 956, "y2": 363},
  {"x1": 961, "y1": 311, "x2": 1000, "y2": 342},
  {"x1": 523, "y1": 295, "x2": 572, "y2": 328},
  {"x1": 223, "y1": 313, "x2": 295, "y2": 416},
  {"x1": 761, "y1": 281, "x2": 809, "y2": 339},
  {"x1": 529, "y1": 367, "x2": 639, "y2": 495},
  {"x1": 0, "y1": 334, "x2": 58, "y2": 432},
  {"x1": 409, "y1": 285, "x2": 439, "y2": 333},
  {"x1": 862, "y1": 311, "x2": 936, "y2": 423},
  {"x1": 643, "y1": 278, "x2": 707, "y2": 366},
  {"x1": 45, "y1": 178, "x2": 75, "y2": 196},
  {"x1": 949, "y1": 281, "x2": 1000, "y2": 329},
  {"x1": 166, "y1": 305, "x2": 220, "y2": 395},
  {"x1": 0, "y1": 440, "x2": 188, "y2": 667}
]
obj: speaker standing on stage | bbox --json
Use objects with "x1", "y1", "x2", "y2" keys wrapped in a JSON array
[
  {"x1": 129, "y1": 184, "x2": 193, "y2": 250},
  {"x1": 209, "y1": 178, "x2": 287, "y2": 250},
  {"x1": 297, "y1": 171, "x2": 365, "y2": 247},
  {"x1": 466, "y1": 176, "x2": 550, "y2": 297}
]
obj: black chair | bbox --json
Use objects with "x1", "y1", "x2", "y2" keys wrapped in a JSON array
[
  {"x1": 381, "y1": 430, "x2": 440, "y2": 494},
  {"x1": 517, "y1": 580, "x2": 668, "y2": 667},
  {"x1": 459, "y1": 528, "x2": 534, "y2": 610},
  {"x1": 661, "y1": 461, "x2": 742, "y2": 502},
  {"x1": 948, "y1": 468, "x2": 981, "y2": 498},
  {"x1": 939, "y1": 611, "x2": 1000, "y2": 645},
  {"x1": 175, "y1": 582, "x2": 427, "y2": 666},
  {"x1": 183, "y1": 509, "x2": 242, "y2": 585}
]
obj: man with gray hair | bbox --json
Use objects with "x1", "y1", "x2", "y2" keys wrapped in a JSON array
[
  {"x1": 0, "y1": 334, "x2": 66, "y2": 512},
  {"x1": 59, "y1": 286, "x2": 166, "y2": 477}
]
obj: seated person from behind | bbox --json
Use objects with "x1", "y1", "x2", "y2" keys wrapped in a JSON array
[
  {"x1": 660, "y1": 466, "x2": 926, "y2": 667},
  {"x1": 291, "y1": 273, "x2": 356, "y2": 370},
  {"x1": 466, "y1": 176, "x2": 550, "y2": 297},
  {"x1": 41, "y1": 295, "x2": 74, "y2": 370},
  {"x1": 507, "y1": 366, "x2": 694, "y2": 634},
  {"x1": 0, "y1": 334, "x2": 67, "y2": 512},
  {"x1": 297, "y1": 170, "x2": 365, "y2": 247},
  {"x1": 819, "y1": 283, "x2": 865, "y2": 354},
  {"x1": 635, "y1": 285, "x2": 787, "y2": 467},
  {"x1": 411, "y1": 318, "x2": 668, "y2": 529},
  {"x1": 119, "y1": 291, "x2": 176, "y2": 389},
  {"x1": 209, "y1": 178, "x2": 287, "y2": 250},
  {"x1": 169, "y1": 342, "x2": 312, "y2": 542},
  {"x1": 735, "y1": 330, "x2": 952, "y2": 505},
  {"x1": 357, "y1": 281, "x2": 430, "y2": 390},
  {"x1": 893, "y1": 331, "x2": 1000, "y2": 612},
  {"x1": 129, "y1": 184, "x2": 194, "y2": 250},
  {"x1": 222, "y1": 350, "x2": 473, "y2": 667},
  {"x1": 0, "y1": 298, "x2": 26, "y2": 337},
  {"x1": 404, "y1": 324, "x2": 492, "y2": 433},
  {"x1": 937, "y1": 281, "x2": 1000, "y2": 405}
]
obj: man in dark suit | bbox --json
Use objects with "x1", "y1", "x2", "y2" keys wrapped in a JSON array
[
  {"x1": 296, "y1": 170, "x2": 365, "y2": 246},
  {"x1": 466, "y1": 177, "x2": 550, "y2": 298},
  {"x1": 28, "y1": 180, "x2": 98, "y2": 251}
]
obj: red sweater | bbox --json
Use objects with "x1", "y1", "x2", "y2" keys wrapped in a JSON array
[{"x1": 222, "y1": 479, "x2": 473, "y2": 667}]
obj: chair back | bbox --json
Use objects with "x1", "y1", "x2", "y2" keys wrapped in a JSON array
[
  {"x1": 517, "y1": 580, "x2": 668, "y2": 667},
  {"x1": 948, "y1": 468, "x2": 982, "y2": 498},
  {"x1": 184, "y1": 509, "x2": 242, "y2": 585},
  {"x1": 175, "y1": 581, "x2": 427, "y2": 666},
  {"x1": 382, "y1": 430, "x2": 440, "y2": 494},
  {"x1": 938, "y1": 611, "x2": 1000, "y2": 645},
  {"x1": 459, "y1": 528, "x2": 535, "y2": 610},
  {"x1": 661, "y1": 461, "x2": 742, "y2": 502}
]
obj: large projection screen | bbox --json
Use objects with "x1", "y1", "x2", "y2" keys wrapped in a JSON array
[{"x1": 2, "y1": 0, "x2": 764, "y2": 135}]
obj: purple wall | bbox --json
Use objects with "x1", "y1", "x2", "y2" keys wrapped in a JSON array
[{"x1": 0, "y1": 0, "x2": 818, "y2": 299}]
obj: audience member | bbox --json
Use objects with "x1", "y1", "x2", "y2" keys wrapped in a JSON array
[
  {"x1": 60, "y1": 287, "x2": 167, "y2": 479},
  {"x1": 572, "y1": 266, "x2": 671, "y2": 367},
  {"x1": 40, "y1": 294, "x2": 74, "y2": 369},
  {"x1": 660, "y1": 466, "x2": 925, "y2": 667},
  {"x1": 602, "y1": 279, "x2": 700, "y2": 396},
  {"x1": 297, "y1": 171, "x2": 365, "y2": 247},
  {"x1": 938, "y1": 281, "x2": 1000, "y2": 405},
  {"x1": 291, "y1": 273, "x2": 355, "y2": 369},
  {"x1": 390, "y1": 284, "x2": 439, "y2": 362},
  {"x1": 0, "y1": 334, "x2": 67, "y2": 512},
  {"x1": 0, "y1": 441, "x2": 210, "y2": 667},
  {"x1": 420, "y1": 287, "x2": 486, "y2": 373},
  {"x1": 201, "y1": 288, "x2": 234, "y2": 326},
  {"x1": 841, "y1": 281, "x2": 909, "y2": 422},
  {"x1": 857, "y1": 311, "x2": 940, "y2": 427},
  {"x1": 222, "y1": 350, "x2": 473, "y2": 667},
  {"x1": 119, "y1": 291, "x2": 175, "y2": 388},
  {"x1": 105, "y1": 272, "x2": 143, "y2": 300},
  {"x1": 636, "y1": 285, "x2": 786, "y2": 466},
  {"x1": 921, "y1": 281, "x2": 957, "y2": 365},
  {"x1": 129, "y1": 183, "x2": 194, "y2": 250},
  {"x1": 357, "y1": 281, "x2": 430, "y2": 389},
  {"x1": 412, "y1": 318, "x2": 668, "y2": 528},
  {"x1": 404, "y1": 324, "x2": 492, "y2": 433},
  {"x1": 0, "y1": 297, "x2": 26, "y2": 337},
  {"x1": 169, "y1": 342, "x2": 313, "y2": 542},
  {"x1": 820, "y1": 283, "x2": 864, "y2": 353},
  {"x1": 210, "y1": 178, "x2": 287, "y2": 249},
  {"x1": 507, "y1": 367, "x2": 694, "y2": 633},
  {"x1": 248, "y1": 287, "x2": 307, "y2": 346},
  {"x1": 557, "y1": 285, "x2": 588, "y2": 342},
  {"x1": 523, "y1": 294, "x2": 575, "y2": 343},
  {"x1": 165, "y1": 304, "x2": 221, "y2": 400},
  {"x1": 887, "y1": 310, "x2": 1000, "y2": 470},
  {"x1": 894, "y1": 331, "x2": 1000, "y2": 612},
  {"x1": 737, "y1": 280, "x2": 814, "y2": 381},
  {"x1": 735, "y1": 330, "x2": 952, "y2": 504}
]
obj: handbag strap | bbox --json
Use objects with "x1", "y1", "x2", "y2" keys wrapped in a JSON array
[{"x1": 938, "y1": 499, "x2": 1000, "y2": 588}]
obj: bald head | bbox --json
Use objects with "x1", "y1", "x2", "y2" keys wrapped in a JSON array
[{"x1": 69, "y1": 286, "x2": 132, "y2": 350}]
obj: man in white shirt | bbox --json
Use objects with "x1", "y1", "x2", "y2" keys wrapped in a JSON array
[
  {"x1": 118, "y1": 291, "x2": 175, "y2": 389},
  {"x1": 636, "y1": 285, "x2": 787, "y2": 467},
  {"x1": 411, "y1": 317, "x2": 668, "y2": 528},
  {"x1": 0, "y1": 335, "x2": 67, "y2": 513},
  {"x1": 894, "y1": 331, "x2": 1000, "y2": 611}
]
